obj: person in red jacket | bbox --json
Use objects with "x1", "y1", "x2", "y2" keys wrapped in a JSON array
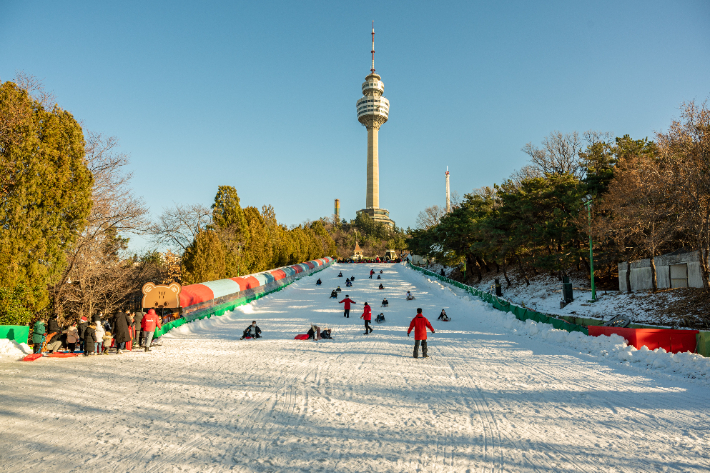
[
  {"x1": 339, "y1": 295, "x2": 356, "y2": 318},
  {"x1": 407, "y1": 308, "x2": 435, "y2": 358},
  {"x1": 141, "y1": 309, "x2": 162, "y2": 352},
  {"x1": 369, "y1": 269, "x2": 375, "y2": 279},
  {"x1": 361, "y1": 302, "x2": 373, "y2": 334}
]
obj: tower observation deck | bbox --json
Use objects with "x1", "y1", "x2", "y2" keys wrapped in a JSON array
[{"x1": 356, "y1": 24, "x2": 394, "y2": 228}]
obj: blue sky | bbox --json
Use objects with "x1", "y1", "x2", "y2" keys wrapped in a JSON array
[{"x1": 1, "y1": 0, "x2": 709, "y2": 251}]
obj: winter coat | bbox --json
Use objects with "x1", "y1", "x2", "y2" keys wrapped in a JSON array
[
  {"x1": 244, "y1": 325, "x2": 261, "y2": 337},
  {"x1": 84, "y1": 327, "x2": 97, "y2": 351},
  {"x1": 361, "y1": 305, "x2": 372, "y2": 321},
  {"x1": 94, "y1": 323, "x2": 105, "y2": 343},
  {"x1": 408, "y1": 314, "x2": 435, "y2": 340},
  {"x1": 113, "y1": 312, "x2": 132, "y2": 343},
  {"x1": 339, "y1": 298, "x2": 355, "y2": 310},
  {"x1": 66, "y1": 326, "x2": 79, "y2": 344},
  {"x1": 31, "y1": 321, "x2": 45, "y2": 344},
  {"x1": 78, "y1": 319, "x2": 88, "y2": 339},
  {"x1": 133, "y1": 312, "x2": 144, "y2": 330},
  {"x1": 47, "y1": 319, "x2": 61, "y2": 333},
  {"x1": 141, "y1": 310, "x2": 161, "y2": 332}
]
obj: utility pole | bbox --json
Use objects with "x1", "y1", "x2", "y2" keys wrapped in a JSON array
[{"x1": 581, "y1": 194, "x2": 596, "y2": 302}]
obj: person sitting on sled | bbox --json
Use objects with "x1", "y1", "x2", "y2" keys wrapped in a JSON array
[
  {"x1": 381, "y1": 298, "x2": 389, "y2": 307},
  {"x1": 376, "y1": 274, "x2": 381, "y2": 279},
  {"x1": 375, "y1": 313, "x2": 385, "y2": 323},
  {"x1": 307, "y1": 324, "x2": 322, "y2": 340},
  {"x1": 438, "y1": 309, "x2": 450, "y2": 321},
  {"x1": 316, "y1": 278, "x2": 322, "y2": 285},
  {"x1": 350, "y1": 276, "x2": 355, "y2": 281},
  {"x1": 378, "y1": 283, "x2": 384, "y2": 290},
  {"x1": 240, "y1": 321, "x2": 262, "y2": 340},
  {"x1": 336, "y1": 286, "x2": 342, "y2": 292},
  {"x1": 379, "y1": 270, "x2": 383, "y2": 274},
  {"x1": 406, "y1": 291, "x2": 415, "y2": 300},
  {"x1": 345, "y1": 279, "x2": 352, "y2": 287},
  {"x1": 338, "y1": 272, "x2": 343, "y2": 277},
  {"x1": 330, "y1": 290, "x2": 338, "y2": 298}
]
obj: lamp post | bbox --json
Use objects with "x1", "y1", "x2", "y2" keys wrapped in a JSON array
[{"x1": 581, "y1": 194, "x2": 597, "y2": 302}]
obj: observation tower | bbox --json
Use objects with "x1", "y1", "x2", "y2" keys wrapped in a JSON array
[{"x1": 356, "y1": 23, "x2": 394, "y2": 227}]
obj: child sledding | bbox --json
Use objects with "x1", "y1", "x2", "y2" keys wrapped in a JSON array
[
  {"x1": 375, "y1": 313, "x2": 385, "y2": 323},
  {"x1": 406, "y1": 291, "x2": 416, "y2": 301},
  {"x1": 438, "y1": 310, "x2": 450, "y2": 322}
]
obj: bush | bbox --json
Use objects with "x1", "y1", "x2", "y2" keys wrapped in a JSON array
[{"x1": 0, "y1": 285, "x2": 34, "y2": 325}]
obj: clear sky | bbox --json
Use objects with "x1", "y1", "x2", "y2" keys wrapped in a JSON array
[{"x1": 1, "y1": 0, "x2": 709, "y2": 251}]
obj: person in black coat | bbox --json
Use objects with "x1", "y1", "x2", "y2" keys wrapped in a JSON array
[
  {"x1": 133, "y1": 311, "x2": 144, "y2": 347},
  {"x1": 47, "y1": 317, "x2": 61, "y2": 334},
  {"x1": 84, "y1": 323, "x2": 97, "y2": 356},
  {"x1": 78, "y1": 317, "x2": 88, "y2": 351},
  {"x1": 240, "y1": 321, "x2": 262, "y2": 340},
  {"x1": 113, "y1": 311, "x2": 132, "y2": 353}
]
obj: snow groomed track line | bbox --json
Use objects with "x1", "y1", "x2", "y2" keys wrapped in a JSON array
[{"x1": 0, "y1": 263, "x2": 709, "y2": 472}]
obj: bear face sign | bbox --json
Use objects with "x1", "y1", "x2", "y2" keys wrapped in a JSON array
[{"x1": 142, "y1": 282, "x2": 181, "y2": 309}]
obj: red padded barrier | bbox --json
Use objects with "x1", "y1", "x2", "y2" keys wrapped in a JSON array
[
  {"x1": 588, "y1": 326, "x2": 699, "y2": 354},
  {"x1": 291, "y1": 265, "x2": 303, "y2": 274},
  {"x1": 233, "y1": 276, "x2": 260, "y2": 290},
  {"x1": 270, "y1": 269, "x2": 287, "y2": 281},
  {"x1": 180, "y1": 284, "x2": 215, "y2": 307},
  {"x1": 304, "y1": 261, "x2": 315, "y2": 269}
]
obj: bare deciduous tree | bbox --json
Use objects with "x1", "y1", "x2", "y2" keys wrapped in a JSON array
[
  {"x1": 416, "y1": 205, "x2": 447, "y2": 230},
  {"x1": 522, "y1": 131, "x2": 584, "y2": 178},
  {"x1": 149, "y1": 203, "x2": 212, "y2": 253},
  {"x1": 52, "y1": 132, "x2": 149, "y2": 318}
]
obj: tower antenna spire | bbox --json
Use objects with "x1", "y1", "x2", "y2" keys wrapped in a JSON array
[{"x1": 371, "y1": 21, "x2": 375, "y2": 73}]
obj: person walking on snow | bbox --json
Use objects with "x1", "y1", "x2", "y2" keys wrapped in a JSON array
[
  {"x1": 339, "y1": 295, "x2": 356, "y2": 318},
  {"x1": 141, "y1": 309, "x2": 162, "y2": 352},
  {"x1": 113, "y1": 310, "x2": 132, "y2": 354},
  {"x1": 408, "y1": 308, "x2": 435, "y2": 358},
  {"x1": 369, "y1": 269, "x2": 375, "y2": 279},
  {"x1": 361, "y1": 302, "x2": 373, "y2": 334}
]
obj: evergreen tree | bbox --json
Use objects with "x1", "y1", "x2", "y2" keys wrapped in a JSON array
[
  {"x1": 181, "y1": 230, "x2": 226, "y2": 285},
  {"x1": 0, "y1": 81, "x2": 93, "y2": 313}
]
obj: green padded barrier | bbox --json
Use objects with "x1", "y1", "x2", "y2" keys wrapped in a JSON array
[
  {"x1": 696, "y1": 332, "x2": 710, "y2": 357},
  {"x1": 0, "y1": 325, "x2": 30, "y2": 344}
]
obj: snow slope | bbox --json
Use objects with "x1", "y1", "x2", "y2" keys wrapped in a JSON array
[{"x1": 0, "y1": 263, "x2": 709, "y2": 472}]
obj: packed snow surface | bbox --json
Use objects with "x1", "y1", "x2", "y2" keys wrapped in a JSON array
[
  {"x1": 0, "y1": 338, "x2": 31, "y2": 359},
  {"x1": 1, "y1": 263, "x2": 709, "y2": 472}
]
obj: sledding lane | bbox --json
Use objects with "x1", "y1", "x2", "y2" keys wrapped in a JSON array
[{"x1": 1, "y1": 263, "x2": 710, "y2": 472}]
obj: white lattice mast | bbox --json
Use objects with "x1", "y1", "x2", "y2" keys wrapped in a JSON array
[{"x1": 445, "y1": 167, "x2": 451, "y2": 213}]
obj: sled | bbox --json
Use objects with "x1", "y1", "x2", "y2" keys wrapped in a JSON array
[
  {"x1": 294, "y1": 334, "x2": 309, "y2": 340},
  {"x1": 48, "y1": 352, "x2": 79, "y2": 358},
  {"x1": 22, "y1": 354, "x2": 42, "y2": 362}
]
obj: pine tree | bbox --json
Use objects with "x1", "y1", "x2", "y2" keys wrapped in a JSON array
[{"x1": 0, "y1": 81, "x2": 93, "y2": 313}]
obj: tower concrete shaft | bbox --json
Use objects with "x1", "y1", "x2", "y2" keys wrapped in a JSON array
[{"x1": 366, "y1": 125, "x2": 380, "y2": 209}]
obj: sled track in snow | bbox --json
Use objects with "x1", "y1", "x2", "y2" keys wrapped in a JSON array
[{"x1": 1, "y1": 263, "x2": 710, "y2": 472}]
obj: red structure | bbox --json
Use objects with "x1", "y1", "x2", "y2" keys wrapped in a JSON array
[{"x1": 588, "y1": 326, "x2": 698, "y2": 354}]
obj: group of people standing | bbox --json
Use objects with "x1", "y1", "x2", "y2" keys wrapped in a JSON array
[{"x1": 31, "y1": 308, "x2": 163, "y2": 356}]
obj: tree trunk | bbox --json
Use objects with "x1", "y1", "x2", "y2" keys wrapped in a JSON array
[
  {"x1": 516, "y1": 255, "x2": 530, "y2": 286},
  {"x1": 649, "y1": 253, "x2": 658, "y2": 292},
  {"x1": 477, "y1": 255, "x2": 490, "y2": 273},
  {"x1": 493, "y1": 261, "x2": 500, "y2": 274},
  {"x1": 502, "y1": 261, "x2": 512, "y2": 287},
  {"x1": 699, "y1": 248, "x2": 710, "y2": 291}
]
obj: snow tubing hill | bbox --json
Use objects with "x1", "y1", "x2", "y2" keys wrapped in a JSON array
[{"x1": 151, "y1": 258, "x2": 335, "y2": 338}]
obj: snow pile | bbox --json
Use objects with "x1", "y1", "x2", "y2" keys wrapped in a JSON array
[
  {"x1": 404, "y1": 264, "x2": 710, "y2": 384},
  {"x1": 0, "y1": 339, "x2": 32, "y2": 359}
]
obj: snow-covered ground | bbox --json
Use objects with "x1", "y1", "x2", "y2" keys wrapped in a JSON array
[
  {"x1": 429, "y1": 263, "x2": 699, "y2": 327},
  {"x1": 1, "y1": 263, "x2": 709, "y2": 472}
]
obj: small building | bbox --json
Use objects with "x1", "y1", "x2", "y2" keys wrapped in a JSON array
[
  {"x1": 618, "y1": 250, "x2": 706, "y2": 292},
  {"x1": 352, "y1": 241, "x2": 364, "y2": 261}
]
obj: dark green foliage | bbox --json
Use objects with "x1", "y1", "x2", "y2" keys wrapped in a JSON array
[
  {"x1": 0, "y1": 285, "x2": 34, "y2": 325},
  {"x1": 0, "y1": 81, "x2": 93, "y2": 312}
]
